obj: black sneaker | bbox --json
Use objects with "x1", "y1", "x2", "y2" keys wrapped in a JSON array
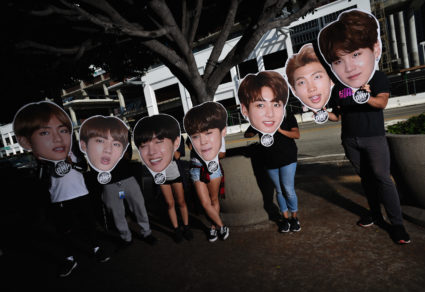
[
  {"x1": 219, "y1": 226, "x2": 229, "y2": 240},
  {"x1": 278, "y1": 218, "x2": 290, "y2": 233},
  {"x1": 357, "y1": 215, "x2": 382, "y2": 228},
  {"x1": 59, "y1": 258, "x2": 77, "y2": 277},
  {"x1": 392, "y1": 225, "x2": 411, "y2": 244},
  {"x1": 141, "y1": 234, "x2": 158, "y2": 246},
  {"x1": 173, "y1": 227, "x2": 184, "y2": 243},
  {"x1": 208, "y1": 228, "x2": 218, "y2": 242},
  {"x1": 290, "y1": 217, "x2": 301, "y2": 232},
  {"x1": 182, "y1": 225, "x2": 194, "y2": 241},
  {"x1": 94, "y1": 247, "x2": 110, "y2": 263}
]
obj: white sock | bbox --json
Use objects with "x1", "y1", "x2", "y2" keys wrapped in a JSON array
[{"x1": 93, "y1": 246, "x2": 99, "y2": 253}]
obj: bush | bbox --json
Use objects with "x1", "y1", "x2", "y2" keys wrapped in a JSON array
[{"x1": 387, "y1": 113, "x2": 425, "y2": 134}]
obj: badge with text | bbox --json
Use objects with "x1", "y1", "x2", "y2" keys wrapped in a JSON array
[{"x1": 98, "y1": 171, "x2": 112, "y2": 184}]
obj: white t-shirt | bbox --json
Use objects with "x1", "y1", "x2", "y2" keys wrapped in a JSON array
[{"x1": 49, "y1": 152, "x2": 89, "y2": 203}]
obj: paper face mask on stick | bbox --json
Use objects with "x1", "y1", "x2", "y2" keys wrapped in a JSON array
[
  {"x1": 133, "y1": 114, "x2": 181, "y2": 184},
  {"x1": 318, "y1": 8, "x2": 382, "y2": 104},
  {"x1": 183, "y1": 101, "x2": 227, "y2": 173},
  {"x1": 285, "y1": 43, "x2": 334, "y2": 124},
  {"x1": 79, "y1": 115, "x2": 129, "y2": 183},
  {"x1": 238, "y1": 71, "x2": 288, "y2": 146},
  {"x1": 13, "y1": 101, "x2": 73, "y2": 175}
]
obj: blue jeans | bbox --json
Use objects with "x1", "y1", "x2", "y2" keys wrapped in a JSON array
[{"x1": 266, "y1": 162, "x2": 298, "y2": 213}]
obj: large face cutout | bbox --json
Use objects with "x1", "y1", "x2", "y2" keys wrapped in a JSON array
[
  {"x1": 318, "y1": 9, "x2": 382, "y2": 95},
  {"x1": 286, "y1": 43, "x2": 333, "y2": 112},
  {"x1": 13, "y1": 101, "x2": 72, "y2": 162},
  {"x1": 134, "y1": 114, "x2": 181, "y2": 177},
  {"x1": 238, "y1": 71, "x2": 288, "y2": 145},
  {"x1": 183, "y1": 101, "x2": 227, "y2": 169},
  {"x1": 79, "y1": 115, "x2": 129, "y2": 173}
]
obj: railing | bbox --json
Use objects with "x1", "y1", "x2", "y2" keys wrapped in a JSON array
[{"x1": 390, "y1": 72, "x2": 425, "y2": 97}]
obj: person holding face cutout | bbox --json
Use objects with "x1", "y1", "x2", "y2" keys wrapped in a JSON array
[
  {"x1": 13, "y1": 101, "x2": 110, "y2": 277},
  {"x1": 238, "y1": 71, "x2": 287, "y2": 147},
  {"x1": 184, "y1": 102, "x2": 229, "y2": 242},
  {"x1": 318, "y1": 8, "x2": 381, "y2": 103},
  {"x1": 318, "y1": 9, "x2": 410, "y2": 244},
  {"x1": 239, "y1": 74, "x2": 301, "y2": 233},
  {"x1": 285, "y1": 43, "x2": 334, "y2": 124},
  {"x1": 79, "y1": 116, "x2": 129, "y2": 184},
  {"x1": 79, "y1": 117, "x2": 157, "y2": 248},
  {"x1": 133, "y1": 114, "x2": 194, "y2": 243}
]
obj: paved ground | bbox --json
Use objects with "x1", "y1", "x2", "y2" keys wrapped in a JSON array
[{"x1": 1, "y1": 158, "x2": 425, "y2": 292}]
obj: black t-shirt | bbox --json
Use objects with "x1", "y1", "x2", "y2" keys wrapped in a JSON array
[
  {"x1": 330, "y1": 70, "x2": 389, "y2": 138},
  {"x1": 257, "y1": 111, "x2": 298, "y2": 169}
]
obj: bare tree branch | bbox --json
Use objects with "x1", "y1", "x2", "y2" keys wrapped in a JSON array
[
  {"x1": 30, "y1": 5, "x2": 77, "y2": 16},
  {"x1": 147, "y1": 0, "x2": 198, "y2": 74},
  {"x1": 203, "y1": 0, "x2": 238, "y2": 81},
  {"x1": 181, "y1": 0, "x2": 188, "y2": 38},
  {"x1": 266, "y1": 0, "x2": 328, "y2": 29},
  {"x1": 79, "y1": 0, "x2": 129, "y2": 25},
  {"x1": 187, "y1": 0, "x2": 203, "y2": 47},
  {"x1": 60, "y1": 0, "x2": 170, "y2": 38},
  {"x1": 16, "y1": 40, "x2": 100, "y2": 58}
]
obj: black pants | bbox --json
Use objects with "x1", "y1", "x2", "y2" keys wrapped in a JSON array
[
  {"x1": 342, "y1": 136, "x2": 403, "y2": 226},
  {"x1": 50, "y1": 194, "x2": 98, "y2": 259}
]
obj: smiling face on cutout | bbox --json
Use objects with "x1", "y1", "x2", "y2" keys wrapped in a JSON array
[
  {"x1": 241, "y1": 86, "x2": 284, "y2": 134},
  {"x1": 292, "y1": 62, "x2": 333, "y2": 110},
  {"x1": 138, "y1": 135, "x2": 180, "y2": 173}
]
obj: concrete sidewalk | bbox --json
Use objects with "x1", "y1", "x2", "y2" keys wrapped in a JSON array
[{"x1": 2, "y1": 160, "x2": 425, "y2": 292}]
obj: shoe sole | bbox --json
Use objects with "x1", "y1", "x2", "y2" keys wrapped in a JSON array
[
  {"x1": 221, "y1": 230, "x2": 229, "y2": 240},
  {"x1": 59, "y1": 261, "x2": 77, "y2": 277},
  {"x1": 208, "y1": 236, "x2": 218, "y2": 242},
  {"x1": 397, "y1": 239, "x2": 411, "y2": 244},
  {"x1": 357, "y1": 222, "x2": 374, "y2": 228},
  {"x1": 98, "y1": 256, "x2": 111, "y2": 263},
  {"x1": 290, "y1": 227, "x2": 301, "y2": 232}
]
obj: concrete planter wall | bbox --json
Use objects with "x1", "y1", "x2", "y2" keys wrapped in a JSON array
[
  {"x1": 220, "y1": 155, "x2": 270, "y2": 226},
  {"x1": 387, "y1": 133, "x2": 425, "y2": 208}
]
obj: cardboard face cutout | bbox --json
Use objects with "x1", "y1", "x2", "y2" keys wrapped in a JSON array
[
  {"x1": 133, "y1": 114, "x2": 181, "y2": 184},
  {"x1": 285, "y1": 43, "x2": 334, "y2": 124},
  {"x1": 318, "y1": 9, "x2": 382, "y2": 104},
  {"x1": 79, "y1": 115, "x2": 129, "y2": 184},
  {"x1": 238, "y1": 71, "x2": 288, "y2": 146},
  {"x1": 183, "y1": 101, "x2": 227, "y2": 173},
  {"x1": 13, "y1": 101, "x2": 73, "y2": 176}
]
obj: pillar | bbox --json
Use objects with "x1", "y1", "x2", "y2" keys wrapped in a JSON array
[
  {"x1": 408, "y1": 9, "x2": 420, "y2": 67},
  {"x1": 230, "y1": 66, "x2": 240, "y2": 105},
  {"x1": 388, "y1": 14, "x2": 399, "y2": 60},
  {"x1": 142, "y1": 77, "x2": 159, "y2": 116},
  {"x1": 68, "y1": 107, "x2": 78, "y2": 128},
  {"x1": 103, "y1": 84, "x2": 109, "y2": 98},
  {"x1": 178, "y1": 83, "x2": 192, "y2": 114},
  {"x1": 398, "y1": 11, "x2": 410, "y2": 69},
  {"x1": 116, "y1": 89, "x2": 126, "y2": 113}
]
